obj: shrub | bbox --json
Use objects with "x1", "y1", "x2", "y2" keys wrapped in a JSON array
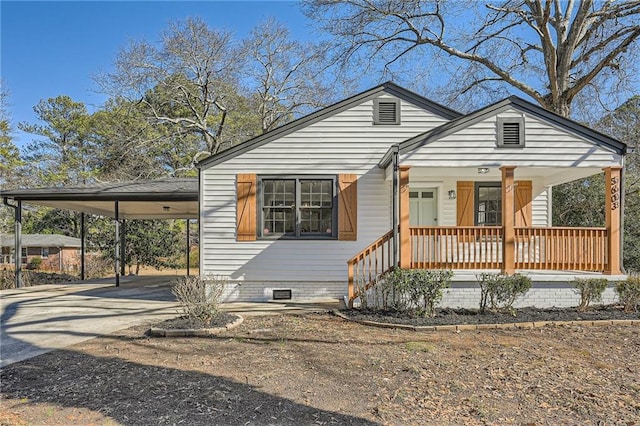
[
  {"x1": 29, "y1": 256, "x2": 42, "y2": 270},
  {"x1": 476, "y1": 272, "x2": 532, "y2": 313},
  {"x1": 369, "y1": 269, "x2": 452, "y2": 317},
  {"x1": 571, "y1": 278, "x2": 609, "y2": 311},
  {"x1": 615, "y1": 273, "x2": 640, "y2": 313},
  {"x1": 172, "y1": 275, "x2": 226, "y2": 327}
]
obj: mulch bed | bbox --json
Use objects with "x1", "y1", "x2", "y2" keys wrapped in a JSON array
[
  {"x1": 343, "y1": 304, "x2": 639, "y2": 326},
  {"x1": 151, "y1": 313, "x2": 240, "y2": 330}
]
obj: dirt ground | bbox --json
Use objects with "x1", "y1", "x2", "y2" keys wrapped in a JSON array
[{"x1": 1, "y1": 312, "x2": 639, "y2": 425}]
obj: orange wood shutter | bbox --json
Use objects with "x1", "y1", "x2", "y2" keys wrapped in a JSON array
[
  {"x1": 456, "y1": 181, "x2": 474, "y2": 226},
  {"x1": 236, "y1": 174, "x2": 257, "y2": 241},
  {"x1": 338, "y1": 174, "x2": 358, "y2": 241},
  {"x1": 515, "y1": 180, "x2": 532, "y2": 227}
]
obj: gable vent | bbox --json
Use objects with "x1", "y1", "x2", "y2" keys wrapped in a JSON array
[
  {"x1": 374, "y1": 99, "x2": 400, "y2": 125},
  {"x1": 502, "y1": 122, "x2": 521, "y2": 145},
  {"x1": 378, "y1": 102, "x2": 397, "y2": 123}
]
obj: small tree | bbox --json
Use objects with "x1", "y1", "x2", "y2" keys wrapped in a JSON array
[{"x1": 571, "y1": 278, "x2": 609, "y2": 311}]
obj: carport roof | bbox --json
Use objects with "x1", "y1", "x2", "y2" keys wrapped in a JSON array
[{"x1": 1, "y1": 178, "x2": 198, "y2": 219}]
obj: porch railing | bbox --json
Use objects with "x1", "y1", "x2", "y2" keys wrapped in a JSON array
[
  {"x1": 410, "y1": 226, "x2": 503, "y2": 269},
  {"x1": 515, "y1": 227, "x2": 608, "y2": 272},
  {"x1": 347, "y1": 229, "x2": 395, "y2": 307}
]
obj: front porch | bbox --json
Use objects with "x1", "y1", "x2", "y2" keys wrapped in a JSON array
[{"x1": 347, "y1": 164, "x2": 624, "y2": 306}]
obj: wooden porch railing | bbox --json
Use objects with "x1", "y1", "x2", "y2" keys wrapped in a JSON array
[
  {"x1": 515, "y1": 227, "x2": 608, "y2": 272},
  {"x1": 347, "y1": 229, "x2": 395, "y2": 307},
  {"x1": 346, "y1": 226, "x2": 610, "y2": 306},
  {"x1": 410, "y1": 226, "x2": 503, "y2": 269}
]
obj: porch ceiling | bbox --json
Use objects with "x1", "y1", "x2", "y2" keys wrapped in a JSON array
[{"x1": 385, "y1": 166, "x2": 604, "y2": 187}]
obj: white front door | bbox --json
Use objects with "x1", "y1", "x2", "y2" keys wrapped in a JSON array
[{"x1": 409, "y1": 188, "x2": 438, "y2": 226}]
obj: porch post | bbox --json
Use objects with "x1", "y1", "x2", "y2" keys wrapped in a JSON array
[
  {"x1": 399, "y1": 165, "x2": 411, "y2": 268},
  {"x1": 604, "y1": 166, "x2": 622, "y2": 275},
  {"x1": 501, "y1": 166, "x2": 516, "y2": 274}
]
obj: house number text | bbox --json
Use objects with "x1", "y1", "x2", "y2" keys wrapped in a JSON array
[{"x1": 611, "y1": 176, "x2": 620, "y2": 210}]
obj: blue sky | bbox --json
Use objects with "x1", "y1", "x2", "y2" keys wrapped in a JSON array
[{"x1": 1, "y1": 1, "x2": 313, "y2": 149}]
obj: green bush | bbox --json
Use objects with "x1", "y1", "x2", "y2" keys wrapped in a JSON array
[
  {"x1": 370, "y1": 269, "x2": 453, "y2": 317},
  {"x1": 29, "y1": 256, "x2": 42, "y2": 270},
  {"x1": 476, "y1": 272, "x2": 532, "y2": 313},
  {"x1": 615, "y1": 273, "x2": 640, "y2": 313},
  {"x1": 571, "y1": 278, "x2": 609, "y2": 311}
]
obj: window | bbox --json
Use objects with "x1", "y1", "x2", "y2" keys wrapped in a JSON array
[
  {"x1": 41, "y1": 247, "x2": 49, "y2": 258},
  {"x1": 374, "y1": 99, "x2": 400, "y2": 125},
  {"x1": 475, "y1": 182, "x2": 502, "y2": 226},
  {"x1": 260, "y1": 177, "x2": 336, "y2": 238},
  {"x1": 497, "y1": 117, "x2": 525, "y2": 147}
]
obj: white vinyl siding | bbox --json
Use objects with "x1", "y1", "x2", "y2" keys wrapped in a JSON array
[
  {"x1": 201, "y1": 95, "x2": 449, "y2": 283},
  {"x1": 399, "y1": 108, "x2": 622, "y2": 169}
]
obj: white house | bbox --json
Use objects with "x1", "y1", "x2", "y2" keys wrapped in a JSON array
[{"x1": 197, "y1": 82, "x2": 627, "y2": 307}]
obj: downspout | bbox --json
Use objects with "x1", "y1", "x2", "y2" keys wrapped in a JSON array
[
  {"x1": 3, "y1": 197, "x2": 22, "y2": 288},
  {"x1": 391, "y1": 144, "x2": 400, "y2": 269}
]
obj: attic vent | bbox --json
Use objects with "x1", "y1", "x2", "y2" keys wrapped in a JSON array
[
  {"x1": 502, "y1": 122, "x2": 521, "y2": 145},
  {"x1": 497, "y1": 117, "x2": 525, "y2": 148},
  {"x1": 374, "y1": 99, "x2": 400, "y2": 125}
]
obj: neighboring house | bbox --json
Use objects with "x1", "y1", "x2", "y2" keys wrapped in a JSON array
[
  {"x1": 0, "y1": 234, "x2": 82, "y2": 272},
  {"x1": 197, "y1": 82, "x2": 626, "y2": 307}
]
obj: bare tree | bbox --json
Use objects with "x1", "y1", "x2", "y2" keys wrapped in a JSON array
[
  {"x1": 304, "y1": 0, "x2": 640, "y2": 117},
  {"x1": 97, "y1": 17, "x2": 241, "y2": 158},
  {"x1": 243, "y1": 18, "x2": 334, "y2": 132}
]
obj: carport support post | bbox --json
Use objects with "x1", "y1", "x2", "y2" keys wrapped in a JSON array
[
  {"x1": 186, "y1": 219, "x2": 190, "y2": 276},
  {"x1": 80, "y1": 213, "x2": 85, "y2": 280},
  {"x1": 120, "y1": 219, "x2": 126, "y2": 276},
  {"x1": 114, "y1": 201, "x2": 120, "y2": 287},
  {"x1": 15, "y1": 200, "x2": 22, "y2": 288}
]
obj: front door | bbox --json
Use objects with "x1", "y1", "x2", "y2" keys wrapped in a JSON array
[{"x1": 409, "y1": 188, "x2": 438, "y2": 226}]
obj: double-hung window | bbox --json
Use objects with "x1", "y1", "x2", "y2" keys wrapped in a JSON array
[
  {"x1": 475, "y1": 182, "x2": 502, "y2": 226},
  {"x1": 260, "y1": 176, "x2": 336, "y2": 239}
]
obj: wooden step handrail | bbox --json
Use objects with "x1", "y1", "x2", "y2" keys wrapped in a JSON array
[{"x1": 347, "y1": 229, "x2": 395, "y2": 307}]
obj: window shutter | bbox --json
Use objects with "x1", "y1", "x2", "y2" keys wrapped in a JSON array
[
  {"x1": 456, "y1": 181, "x2": 474, "y2": 226},
  {"x1": 236, "y1": 174, "x2": 256, "y2": 241},
  {"x1": 515, "y1": 180, "x2": 532, "y2": 227},
  {"x1": 338, "y1": 174, "x2": 357, "y2": 241}
]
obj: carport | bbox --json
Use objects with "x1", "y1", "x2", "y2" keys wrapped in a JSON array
[{"x1": 1, "y1": 178, "x2": 198, "y2": 288}]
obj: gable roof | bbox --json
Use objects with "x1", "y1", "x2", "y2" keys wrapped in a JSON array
[
  {"x1": 378, "y1": 95, "x2": 627, "y2": 168},
  {"x1": 197, "y1": 82, "x2": 461, "y2": 169},
  {"x1": 0, "y1": 234, "x2": 82, "y2": 248}
]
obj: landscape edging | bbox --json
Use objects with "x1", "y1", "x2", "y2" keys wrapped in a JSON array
[
  {"x1": 332, "y1": 310, "x2": 639, "y2": 332},
  {"x1": 148, "y1": 314, "x2": 244, "y2": 337}
]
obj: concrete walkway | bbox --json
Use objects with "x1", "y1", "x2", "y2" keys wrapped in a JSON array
[{"x1": 1, "y1": 276, "x2": 341, "y2": 368}]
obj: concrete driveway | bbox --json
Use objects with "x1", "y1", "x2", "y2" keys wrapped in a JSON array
[{"x1": 1, "y1": 276, "x2": 179, "y2": 368}]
